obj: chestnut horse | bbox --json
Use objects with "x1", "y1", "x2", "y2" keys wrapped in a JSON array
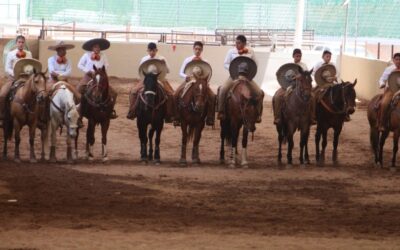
[
  {"x1": 220, "y1": 78, "x2": 263, "y2": 168},
  {"x1": 136, "y1": 72, "x2": 167, "y2": 163},
  {"x1": 274, "y1": 68, "x2": 313, "y2": 166},
  {"x1": 176, "y1": 77, "x2": 212, "y2": 165},
  {"x1": 368, "y1": 93, "x2": 400, "y2": 171},
  {"x1": 3, "y1": 70, "x2": 48, "y2": 162},
  {"x1": 315, "y1": 80, "x2": 357, "y2": 164},
  {"x1": 78, "y1": 65, "x2": 115, "y2": 162}
]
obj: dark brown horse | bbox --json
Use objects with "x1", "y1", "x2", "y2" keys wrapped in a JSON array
[
  {"x1": 274, "y1": 68, "x2": 313, "y2": 166},
  {"x1": 368, "y1": 93, "x2": 400, "y2": 171},
  {"x1": 3, "y1": 70, "x2": 48, "y2": 162},
  {"x1": 176, "y1": 76, "x2": 212, "y2": 165},
  {"x1": 315, "y1": 80, "x2": 357, "y2": 164},
  {"x1": 136, "y1": 72, "x2": 167, "y2": 163},
  {"x1": 78, "y1": 65, "x2": 115, "y2": 162},
  {"x1": 220, "y1": 78, "x2": 263, "y2": 168}
]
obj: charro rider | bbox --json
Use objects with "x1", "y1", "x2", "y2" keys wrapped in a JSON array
[
  {"x1": 273, "y1": 48, "x2": 309, "y2": 125},
  {"x1": 127, "y1": 42, "x2": 175, "y2": 122},
  {"x1": 77, "y1": 37, "x2": 118, "y2": 125},
  {"x1": 47, "y1": 41, "x2": 75, "y2": 84},
  {"x1": 174, "y1": 41, "x2": 216, "y2": 126},
  {"x1": 218, "y1": 35, "x2": 263, "y2": 122},
  {"x1": 376, "y1": 52, "x2": 400, "y2": 131},
  {"x1": 0, "y1": 35, "x2": 32, "y2": 126}
]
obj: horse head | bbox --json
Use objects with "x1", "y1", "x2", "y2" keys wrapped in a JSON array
[
  {"x1": 235, "y1": 78, "x2": 259, "y2": 133},
  {"x1": 142, "y1": 70, "x2": 160, "y2": 108},
  {"x1": 30, "y1": 68, "x2": 48, "y2": 103},
  {"x1": 91, "y1": 65, "x2": 109, "y2": 103},
  {"x1": 191, "y1": 76, "x2": 209, "y2": 114},
  {"x1": 296, "y1": 67, "x2": 313, "y2": 102},
  {"x1": 342, "y1": 79, "x2": 357, "y2": 115},
  {"x1": 65, "y1": 92, "x2": 79, "y2": 138}
]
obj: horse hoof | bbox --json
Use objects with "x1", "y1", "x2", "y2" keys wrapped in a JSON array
[
  {"x1": 241, "y1": 163, "x2": 249, "y2": 169},
  {"x1": 192, "y1": 159, "x2": 201, "y2": 165},
  {"x1": 49, "y1": 158, "x2": 57, "y2": 164},
  {"x1": 154, "y1": 159, "x2": 161, "y2": 165},
  {"x1": 375, "y1": 162, "x2": 382, "y2": 168},
  {"x1": 229, "y1": 163, "x2": 235, "y2": 169},
  {"x1": 14, "y1": 158, "x2": 21, "y2": 164},
  {"x1": 219, "y1": 159, "x2": 225, "y2": 165},
  {"x1": 88, "y1": 156, "x2": 94, "y2": 162},
  {"x1": 300, "y1": 164, "x2": 306, "y2": 169},
  {"x1": 102, "y1": 157, "x2": 109, "y2": 163},
  {"x1": 286, "y1": 164, "x2": 293, "y2": 169},
  {"x1": 30, "y1": 158, "x2": 37, "y2": 164},
  {"x1": 67, "y1": 159, "x2": 75, "y2": 165}
]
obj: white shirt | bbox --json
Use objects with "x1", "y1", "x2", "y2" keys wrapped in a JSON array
[
  {"x1": 179, "y1": 55, "x2": 208, "y2": 79},
  {"x1": 379, "y1": 64, "x2": 398, "y2": 87},
  {"x1": 77, "y1": 52, "x2": 109, "y2": 73},
  {"x1": 139, "y1": 55, "x2": 170, "y2": 73},
  {"x1": 5, "y1": 49, "x2": 33, "y2": 77},
  {"x1": 296, "y1": 61, "x2": 308, "y2": 71},
  {"x1": 48, "y1": 55, "x2": 72, "y2": 77},
  {"x1": 223, "y1": 47, "x2": 255, "y2": 70}
]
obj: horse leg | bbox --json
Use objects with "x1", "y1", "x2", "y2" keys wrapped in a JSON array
[
  {"x1": 219, "y1": 122, "x2": 225, "y2": 164},
  {"x1": 40, "y1": 126, "x2": 47, "y2": 161},
  {"x1": 49, "y1": 122, "x2": 57, "y2": 163},
  {"x1": 287, "y1": 131, "x2": 294, "y2": 167},
  {"x1": 29, "y1": 124, "x2": 37, "y2": 163},
  {"x1": 148, "y1": 127, "x2": 155, "y2": 161},
  {"x1": 321, "y1": 129, "x2": 328, "y2": 163},
  {"x1": 370, "y1": 127, "x2": 380, "y2": 167},
  {"x1": 138, "y1": 121, "x2": 148, "y2": 162},
  {"x1": 74, "y1": 128, "x2": 79, "y2": 160},
  {"x1": 86, "y1": 120, "x2": 95, "y2": 161},
  {"x1": 332, "y1": 126, "x2": 343, "y2": 165},
  {"x1": 277, "y1": 125, "x2": 283, "y2": 164},
  {"x1": 154, "y1": 126, "x2": 162, "y2": 164},
  {"x1": 315, "y1": 125, "x2": 322, "y2": 163},
  {"x1": 179, "y1": 122, "x2": 188, "y2": 165},
  {"x1": 229, "y1": 125, "x2": 239, "y2": 168},
  {"x1": 2, "y1": 130, "x2": 7, "y2": 160},
  {"x1": 379, "y1": 130, "x2": 389, "y2": 167},
  {"x1": 66, "y1": 133, "x2": 74, "y2": 164},
  {"x1": 14, "y1": 121, "x2": 21, "y2": 163},
  {"x1": 391, "y1": 131, "x2": 399, "y2": 171},
  {"x1": 101, "y1": 120, "x2": 110, "y2": 163},
  {"x1": 192, "y1": 124, "x2": 204, "y2": 164},
  {"x1": 241, "y1": 128, "x2": 249, "y2": 168},
  {"x1": 304, "y1": 128, "x2": 310, "y2": 165}
]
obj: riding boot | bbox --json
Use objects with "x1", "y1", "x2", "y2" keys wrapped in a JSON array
[{"x1": 206, "y1": 94, "x2": 216, "y2": 126}]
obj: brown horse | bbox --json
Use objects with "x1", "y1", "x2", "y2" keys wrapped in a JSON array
[
  {"x1": 2, "y1": 70, "x2": 48, "y2": 162},
  {"x1": 274, "y1": 68, "x2": 313, "y2": 166},
  {"x1": 315, "y1": 80, "x2": 357, "y2": 164},
  {"x1": 368, "y1": 93, "x2": 400, "y2": 171},
  {"x1": 176, "y1": 77, "x2": 212, "y2": 165},
  {"x1": 77, "y1": 65, "x2": 115, "y2": 162},
  {"x1": 220, "y1": 78, "x2": 263, "y2": 168}
]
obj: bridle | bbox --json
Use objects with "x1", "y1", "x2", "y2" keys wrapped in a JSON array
[{"x1": 320, "y1": 83, "x2": 353, "y2": 115}]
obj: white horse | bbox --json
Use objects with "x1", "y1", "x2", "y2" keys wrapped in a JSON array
[{"x1": 48, "y1": 82, "x2": 80, "y2": 163}]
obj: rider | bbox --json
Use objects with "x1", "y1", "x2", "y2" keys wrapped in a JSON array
[
  {"x1": 174, "y1": 41, "x2": 216, "y2": 126},
  {"x1": 127, "y1": 42, "x2": 175, "y2": 122},
  {"x1": 313, "y1": 50, "x2": 338, "y2": 82},
  {"x1": 377, "y1": 52, "x2": 400, "y2": 131},
  {"x1": 0, "y1": 35, "x2": 32, "y2": 126},
  {"x1": 47, "y1": 41, "x2": 75, "y2": 84},
  {"x1": 218, "y1": 35, "x2": 263, "y2": 122},
  {"x1": 77, "y1": 38, "x2": 118, "y2": 125},
  {"x1": 273, "y1": 48, "x2": 308, "y2": 125}
]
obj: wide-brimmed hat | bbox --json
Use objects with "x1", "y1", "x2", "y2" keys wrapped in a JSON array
[
  {"x1": 138, "y1": 59, "x2": 168, "y2": 81},
  {"x1": 229, "y1": 56, "x2": 257, "y2": 81},
  {"x1": 184, "y1": 60, "x2": 212, "y2": 81},
  {"x1": 48, "y1": 41, "x2": 75, "y2": 51},
  {"x1": 388, "y1": 71, "x2": 400, "y2": 93},
  {"x1": 13, "y1": 58, "x2": 42, "y2": 77},
  {"x1": 82, "y1": 38, "x2": 110, "y2": 51},
  {"x1": 276, "y1": 63, "x2": 301, "y2": 89},
  {"x1": 315, "y1": 64, "x2": 337, "y2": 86}
]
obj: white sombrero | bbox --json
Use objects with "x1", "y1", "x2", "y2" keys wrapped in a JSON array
[
  {"x1": 388, "y1": 71, "x2": 400, "y2": 93},
  {"x1": 276, "y1": 63, "x2": 301, "y2": 89},
  {"x1": 184, "y1": 60, "x2": 212, "y2": 81},
  {"x1": 138, "y1": 59, "x2": 168, "y2": 81},
  {"x1": 315, "y1": 64, "x2": 337, "y2": 87},
  {"x1": 13, "y1": 58, "x2": 42, "y2": 77},
  {"x1": 48, "y1": 41, "x2": 75, "y2": 51}
]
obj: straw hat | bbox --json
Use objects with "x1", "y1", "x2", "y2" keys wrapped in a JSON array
[
  {"x1": 388, "y1": 71, "x2": 400, "y2": 93},
  {"x1": 184, "y1": 60, "x2": 212, "y2": 81},
  {"x1": 138, "y1": 59, "x2": 168, "y2": 81},
  {"x1": 315, "y1": 64, "x2": 337, "y2": 87},
  {"x1": 48, "y1": 41, "x2": 75, "y2": 51},
  {"x1": 229, "y1": 56, "x2": 257, "y2": 81},
  {"x1": 276, "y1": 63, "x2": 301, "y2": 89},
  {"x1": 13, "y1": 58, "x2": 42, "y2": 77},
  {"x1": 82, "y1": 38, "x2": 110, "y2": 51}
]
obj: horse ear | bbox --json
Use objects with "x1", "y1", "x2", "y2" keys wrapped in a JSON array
[
  {"x1": 93, "y1": 65, "x2": 97, "y2": 72},
  {"x1": 353, "y1": 78, "x2": 357, "y2": 86},
  {"x1": 102, "y1": 65, "x2": 106, "y2": 72}
]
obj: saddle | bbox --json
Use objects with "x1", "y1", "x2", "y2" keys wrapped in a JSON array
[
  {"x1": 8, "y1": 79, "x2": 26, "y2": 102},
  {"x1": 50, "y1": 81, "x2": 81, "y2": 102},
  {"x1": 180, "y1": 79, "x2": 196, "y2": 99}
]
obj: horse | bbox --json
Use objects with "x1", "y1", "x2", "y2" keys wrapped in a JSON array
[
  {"x1": 274, "y1": 68, "x2": 313, "y2": 166},
  {"x1": 368, "y1": 92, "x2": 400, "y2": 171},
  {"x1": 136, "y1": 71, "x2": 167, "y2": 163},
  {"x1": 219, "y1": 77, "x2": 263, "y2": 168},
  {"x1": 48, "y1": 82, "x2": 80, "y2": 163},
  {"x1": 315, "y1": 80, "x2": 357, "y2": 165},
  {"x1": 176, "y1": 76, "x2": 212, "y2": 165},
  {"x1": 2, "y1": 70, "x2": 48, "y2": 163},
  {"x1": 78, "y1": 65, "x2": 115, "y2": 162}
]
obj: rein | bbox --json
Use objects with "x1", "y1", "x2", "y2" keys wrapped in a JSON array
[
  {"x1": 139, "y1": 84, "x2": 167, "y2": 110},
  {"x1": 85, "y1": 81, "x2": 111, "y2": 109},
  {"x1": 320, "y1": 84, "x2": 348, "y2": 115}
]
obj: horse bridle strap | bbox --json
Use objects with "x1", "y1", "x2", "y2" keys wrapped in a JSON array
[
  {"x1": 320, "y1": 98, "x2": 346, "y2": 115},
  {"x1": 139, "y1": 86, "x2": 167, "y2": 110}
]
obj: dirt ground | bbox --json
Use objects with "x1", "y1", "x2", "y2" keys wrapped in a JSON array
[{"x1": 1, "y1": 80, "x2": 400, "y2": 250}]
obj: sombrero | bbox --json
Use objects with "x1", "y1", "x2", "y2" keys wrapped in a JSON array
[
  {"x1": 276, "y1": 63, "x2": 301, "y2": 89},
  {"x1": 315, "y1": 64, "x2": 337, "y2": 87},
  {"x1": 229, "y1": 56, "x2": 257, "y2": 81},
  {"x1": 82, "y1": 38, "x2": 110, "y2": 51},
  {"x1": 13, "y1": 58, "x2": 42, "y2": 77},
  {"x1": 138, "y1": 59, "x2": 168, "y2": 81},
  {"x1": 388, "y1": 71, "x2": 400, "y2": 93},
  {"x1": 184, "y1": 60, "x2": 212, "y2": 81},
  {"x1": 48, "y1": 41, "x2": 75, "y2": 51}
]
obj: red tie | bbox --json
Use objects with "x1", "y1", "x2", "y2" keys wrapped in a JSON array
[
  {"x1": 91, "y1": 53, "x2": 101, "y2": 61},
  {"x1": 192, "y1": 56, "x2": 202, "y2": 61},
  {"x1": 16, "y1": 49, "x2": 26, "y2": 59},
  {"x1": 238, "y1": 48, "x2": 248, "y2": 55},
  {"x1": 57, "y1": 56, "x2": 67, "y2": 64}
]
